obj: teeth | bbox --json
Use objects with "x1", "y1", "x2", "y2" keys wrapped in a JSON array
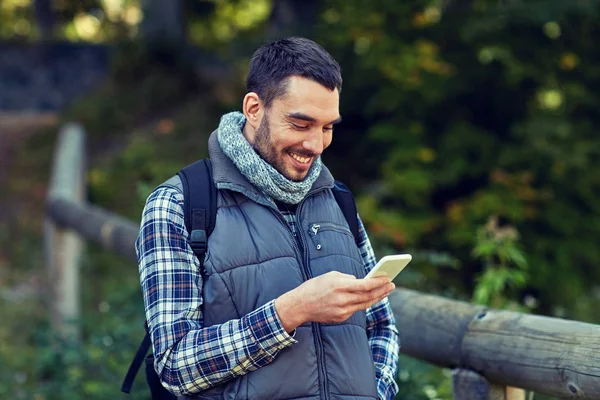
[{"x1": 291, "y1": 153, "x2": 311, "y2": 163}]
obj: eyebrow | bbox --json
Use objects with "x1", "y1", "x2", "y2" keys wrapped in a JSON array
[{"x1": 286, "y1": 112, "x2": 342, "y2": 126}]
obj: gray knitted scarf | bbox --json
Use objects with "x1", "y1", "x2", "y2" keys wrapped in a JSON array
[{"x1": 217, "y1": 111, "x2": 322, "y2": 204}]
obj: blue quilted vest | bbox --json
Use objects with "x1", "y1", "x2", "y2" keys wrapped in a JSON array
[{"x1": 182, "y1": 133, "x2": 378, "y2": 400}]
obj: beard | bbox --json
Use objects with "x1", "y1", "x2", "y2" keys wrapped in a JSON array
[{"x1": 252, "y1": 114, "x2": 313, "y2": 182}]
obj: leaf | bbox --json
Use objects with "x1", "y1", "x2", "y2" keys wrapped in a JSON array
[
  {"x1": 472, "y1": 240, "x2": 497, "y2": 258},
  {"x1": 473, "y1": 284, "x2": 490, "y2": 305},
  {"x1": 510, "y1": 270, "x2": 527, "y2": 286},
  {"x1": 506, "y1": 247, "x2": 528, "y2": 269}
]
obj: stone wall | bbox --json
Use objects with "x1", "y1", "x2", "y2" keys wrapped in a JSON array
[{"x1": 0, "y1": 42, "x2": 109, "y2": 113}]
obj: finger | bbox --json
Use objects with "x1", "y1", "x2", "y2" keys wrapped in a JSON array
[
  {"x1": 348, "y1": 276, "x2": 389, "y2": 292},
  {"x1": 346, "y1": 275, "x2": 391, "y2": 292},
  {"x1": 369, "y1": 291, "x2": 392, "y2": 308},
  {"x1": 361, "y1": 287, "x2": 394, "y2": 310},
  {"x1": 347, "y1": 282, "x2": 395, "y2": 307},
  {"x1": 347, "y1": 292, "x2": 390, "y2": 314}
]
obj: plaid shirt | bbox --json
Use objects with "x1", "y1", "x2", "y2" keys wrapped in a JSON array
[{"x1": 136, "y1": 186, "x2": 400, "y2": 399}]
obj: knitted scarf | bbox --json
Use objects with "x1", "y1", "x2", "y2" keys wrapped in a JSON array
[{"x1": 217, "y1": 111, "x2": 322, "y2": 204}]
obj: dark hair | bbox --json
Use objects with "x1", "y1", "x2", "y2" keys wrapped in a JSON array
[{"x1": 246, "y1": 37, "x2": 342, "y2": 107}]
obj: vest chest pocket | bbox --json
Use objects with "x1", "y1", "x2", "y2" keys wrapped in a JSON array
[{"x1": 307, "y1": 221, "x2": 355, "y2": 252}]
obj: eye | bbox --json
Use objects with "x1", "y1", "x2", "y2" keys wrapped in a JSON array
[
  {"x1": 292, "y1": 123, "x2": 309, "y2": 130},
  {"x1": 324, "y1": 126, "x2": 334, "y2": 132}
]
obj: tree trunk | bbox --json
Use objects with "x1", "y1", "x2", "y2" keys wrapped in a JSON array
[
  {"x1": 140, "y1": 0, "x2": 185, "y2": 46},
  {"x1": 266, "y1": 0, "x2": 320, "y2": 40},
  {"x1": 34, "y1": 0, "x2": 54, "y2": 41}
]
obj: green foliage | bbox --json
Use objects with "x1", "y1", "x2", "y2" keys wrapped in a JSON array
[
  {"x1": 0, "y1": 245, "x2": 148, "y2": 400},
  {"x1": 186, "y1": 0, "x2": 272, "y2": 48},
  {"x1": 61, "y1": 41, "x2": 201, "y2": 139},
  {"x1": 471, "y1": 216, "x2": 529, "y2": 310},
  {"x1": 86, "y1": 97, "x2": 224, "y2": 220},
  {"x1": 395, "y1": 356, "x2": 453, "y2": 400},
  {"x1": 0, "y1": 0, "x2": 143, "y2": 41},
  {"x1": 317, "y1": 0, "x2": 600, "y2": 323}
]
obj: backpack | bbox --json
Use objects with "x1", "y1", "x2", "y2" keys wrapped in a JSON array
[{"x1": 121, "y1": 158, "x2": 361, "y2": 399}]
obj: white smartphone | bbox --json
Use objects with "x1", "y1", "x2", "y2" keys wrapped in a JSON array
[{"x1": 365, "y1": 254, "x2": 412, "y2": 280}]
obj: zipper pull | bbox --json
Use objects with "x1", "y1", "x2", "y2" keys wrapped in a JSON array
[
  {"x1": 310, "y1": 224, "x2": 322, "y2": 250},
  {"x1": 311, "y1": 224, "x2": 320, "y2": 235}
]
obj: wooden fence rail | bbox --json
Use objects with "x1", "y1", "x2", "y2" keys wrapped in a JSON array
[
  {"x1": 389, "y1": 289, "x2": 600, "y2": 399},
  {"x1": 46, "y1": 124, "x2": 600, "y2": 399}
]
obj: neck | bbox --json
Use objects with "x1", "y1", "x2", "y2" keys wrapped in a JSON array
[{"x1": 241, "y1": 116, "x2": 255, "y2": 144}]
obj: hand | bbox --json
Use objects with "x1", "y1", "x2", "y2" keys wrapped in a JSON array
[{"x1": 274, "y1": 271, "x2": 395, "y2": 333}]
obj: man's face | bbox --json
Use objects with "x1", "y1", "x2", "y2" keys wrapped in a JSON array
[{"x1": 251, "y1": 76, "x2": 341, "y2": 182}]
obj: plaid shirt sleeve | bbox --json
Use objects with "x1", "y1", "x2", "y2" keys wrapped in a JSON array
[
  {"x1": 358, "y1": 215, "x2": 401, "y2": 400},
  {"x1": 136, "y1": 187, "x2": 297, "y2": 397}
]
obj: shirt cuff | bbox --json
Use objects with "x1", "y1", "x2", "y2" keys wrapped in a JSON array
[{"x1": 246, "y1": 300, "x2": 298, "y2": 357}]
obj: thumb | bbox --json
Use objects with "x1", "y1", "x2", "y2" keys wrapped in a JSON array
[{"x1": 325, "y1": 271, "x2": 356, "y2": 279}]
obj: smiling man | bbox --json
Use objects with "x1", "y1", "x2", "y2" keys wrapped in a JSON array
[
  {"x1": 136, "y1": 37, "x2": 400, "y2": 400},
  {"x1": 243, "y1": 76, "x2": 342, "y2": 182}
]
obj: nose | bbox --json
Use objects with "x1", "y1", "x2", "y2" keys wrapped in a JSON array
[{"x1": 302, "y1": 129, "x2": 324, "y2": 156}]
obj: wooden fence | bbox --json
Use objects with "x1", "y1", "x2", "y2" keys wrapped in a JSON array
[{"x1": 45, "y1": 124, "x2": 600, "y2": 399}]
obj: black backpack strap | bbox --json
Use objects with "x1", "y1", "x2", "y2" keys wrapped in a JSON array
[
  {"x1": 177, "y1": 158, "x2": 217, "y2": 261},
  {"x1": 332, "y1": 180, "x2": 361, "y2": 246},
  {"x1": 121, "y1": 323, "x2": 151, "y2": 394}
]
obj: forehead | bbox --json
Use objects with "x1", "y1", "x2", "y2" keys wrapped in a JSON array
[{"x1": 272, "y1": 76, "x2": 340, "y2": 122}]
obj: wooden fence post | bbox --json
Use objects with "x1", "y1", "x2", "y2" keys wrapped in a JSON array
[
  {"x1": 452, "y1": 369, "x2": 506, "y2": 400},
  {"x1": 45, "y1": 123, "x2": 86, "y2": 342},
  {"x1": 505, "y1": 387, "x2": 526, "y2": 400}
]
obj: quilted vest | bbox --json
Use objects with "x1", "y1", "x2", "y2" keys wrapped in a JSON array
[{"x1": 181, "y1": 133, "x2": 378, "y2": 400}]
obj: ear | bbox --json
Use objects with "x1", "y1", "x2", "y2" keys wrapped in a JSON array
[{"x1": 242, "y1": 92, "x2": 263, "y2": 130}]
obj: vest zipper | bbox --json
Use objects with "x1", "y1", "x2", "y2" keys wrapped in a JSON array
[
  {"x1": 269, "y1": 189, "x2": 331, "y2": 400},
  {"x1": 269, "y1": 209, "x2": 307, "y2": 280},
  {"x1": 296, "y1": 201, "x2": 331, "y2": 400}
]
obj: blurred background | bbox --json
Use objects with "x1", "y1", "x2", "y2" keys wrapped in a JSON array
[{"x1": 1, "y1": 0, "x2": 600, "y2": 399}]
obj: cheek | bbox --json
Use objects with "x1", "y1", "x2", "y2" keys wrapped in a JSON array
[
  {"x1": 278, "y1": 131, "x2": 304, "y2": 151},
  {"x1": 323, "y1": 134, "x2": 333, "y2": 149}
]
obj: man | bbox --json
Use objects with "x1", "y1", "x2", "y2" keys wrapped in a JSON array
[{"x1": 136, "y1": 37, "x2": 400, "y2": 400}]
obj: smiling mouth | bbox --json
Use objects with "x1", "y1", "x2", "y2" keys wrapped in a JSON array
[{"x1": 289, "y1": 152, "x2": 312, "y2": 164}]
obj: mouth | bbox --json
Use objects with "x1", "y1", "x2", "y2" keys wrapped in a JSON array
[{"x1": 288, "y1": 151, "x2": 313, "y2": 169}]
